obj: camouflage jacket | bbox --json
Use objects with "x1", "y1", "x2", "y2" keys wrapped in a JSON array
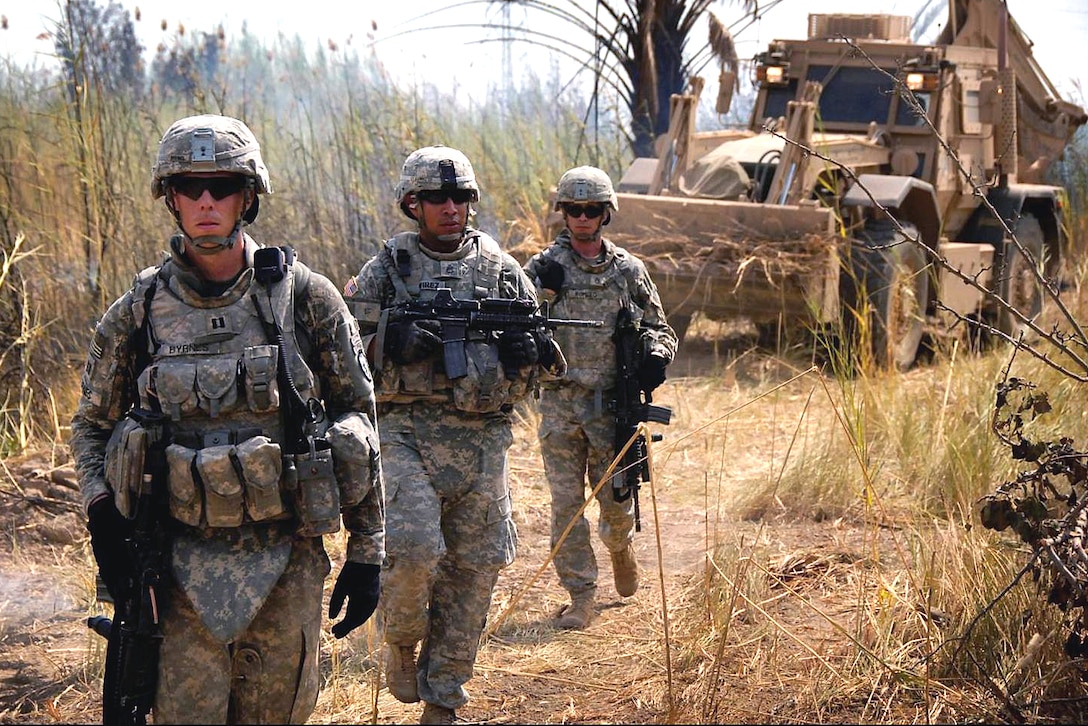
[
  {"x1": 524, "y1": 230, "x2": 677, "y2": 391},
  {"x1": 346, "y1": 229, "x2": 558, "y2": 409},
  {"x1": 70, "y1": 236, "x2": 385, "y2": 565}
]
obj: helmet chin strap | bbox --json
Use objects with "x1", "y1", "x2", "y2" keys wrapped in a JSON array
[{"x1": 182, "y1": 220, "x2": 243, "y2": 255}]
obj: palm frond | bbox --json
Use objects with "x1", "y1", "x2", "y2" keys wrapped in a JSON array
[{"x1": 707, "y1": 9, "x2": 739, "y2": 75}]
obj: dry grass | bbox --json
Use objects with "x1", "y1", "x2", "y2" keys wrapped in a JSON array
[{"x1": 2, "y1": 327, "x2": 1087, "y2": 722}]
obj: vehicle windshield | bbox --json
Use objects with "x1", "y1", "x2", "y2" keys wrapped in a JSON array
[{"x1": 762, "y1": 64, "x2": 928, "y2": 128}]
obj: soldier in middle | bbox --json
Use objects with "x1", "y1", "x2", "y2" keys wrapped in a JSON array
[{"x1": 343, "y1": 145, "x2": 563, "y2": 725}]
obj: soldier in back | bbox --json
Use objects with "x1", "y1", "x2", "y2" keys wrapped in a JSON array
[{"x1": 524, "y1": 166, "x2": 677, "y2": 631}]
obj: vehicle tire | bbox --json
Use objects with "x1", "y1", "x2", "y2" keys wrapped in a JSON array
[
  {"x1": 844, "y1": 220, "x2": 929, "y2": 371},
  {"x1": 996, "y1": 213, "x2": 1047, "y2": 341}
]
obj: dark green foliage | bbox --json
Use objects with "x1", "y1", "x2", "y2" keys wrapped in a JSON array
[{"x1": 979, "y1": 377, "x2": 1088, "y2": 632}]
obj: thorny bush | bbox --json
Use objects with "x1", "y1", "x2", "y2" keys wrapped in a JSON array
[{"x1": 979, "y1": 377, "x2": 1088, "y2": 656}]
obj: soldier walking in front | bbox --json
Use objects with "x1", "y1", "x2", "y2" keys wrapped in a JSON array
[{"x1": 71, "y1": 114, "x2": 384, "y2": 723}]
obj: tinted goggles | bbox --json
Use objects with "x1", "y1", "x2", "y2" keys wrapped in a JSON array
[
  {"x1": 170, "y1": 176, "x2": 248, "y2": 201},
  {"x1": 416, "y1": 189, "x2": 475, "y2": 205},
  {"x1": 560, "y1": 202, "x2": 606, "y2": 219}
]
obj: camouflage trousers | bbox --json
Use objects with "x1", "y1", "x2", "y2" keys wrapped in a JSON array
[
  {"x1": 538, "y1": 384, "x2": 635, "y2": 597},
  {"x1": 153, "y1": 536, "x2": 329, "y2": 724},
  {"x1": 377, "y1": 402, "x2": 517, "y2": 709}
]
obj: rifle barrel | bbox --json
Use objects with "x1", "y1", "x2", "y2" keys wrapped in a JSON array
[{"x1": 550, "y1": 318, "x2": 604, "y2": 328}]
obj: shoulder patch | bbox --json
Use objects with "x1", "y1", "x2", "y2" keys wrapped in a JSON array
[{"x1": 343, "y1": 276, "x2": 359, "y2": 297}]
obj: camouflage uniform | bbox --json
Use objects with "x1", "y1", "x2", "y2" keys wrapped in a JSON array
[
  {"x1": 71, "y1": 116, "x2": 383, "y2": 724},
  {"x1": 525, "y1": 168, "x2": 677, "y2": 608},
  {"x1": 345, "y1": 146, "x2": 557, "y2": 715}
]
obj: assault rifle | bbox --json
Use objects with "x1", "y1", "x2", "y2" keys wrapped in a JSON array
[
  {"x1": 87, "y1": 408, "x2": 170, "y2": 726},
  {"x1": 386, "y1": 287, "x2": 602, "y2": 379},
  {"x1": 610, "y1": 306, "x2": 671, "y2": 532}
]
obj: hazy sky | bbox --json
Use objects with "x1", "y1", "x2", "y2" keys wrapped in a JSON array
[{"x1": 3, "y1": 0, "x2": 1085, "y2": 102}]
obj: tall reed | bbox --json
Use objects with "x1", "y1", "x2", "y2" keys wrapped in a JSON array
[{"x1": 0, "y1": 21, "x2": 627, "y2": 451}]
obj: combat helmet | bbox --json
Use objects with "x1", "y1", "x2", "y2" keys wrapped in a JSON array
[
  {"x1": 151, "y1": 114, "x2": 271, "y2": 226},
  {"x1": 396, "y1": 145, "x2": 480, "y2": 219},
  {"x1": 554, "y1": 166, "x2": 618, "y2": 213}
]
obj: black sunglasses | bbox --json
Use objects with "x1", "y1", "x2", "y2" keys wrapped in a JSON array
[
  {"x1": 170, "y1": 176, "x2": 248, "y2": 201},
  {"x1": 561, "y1": 202, "x2": 606, "y2": 219},
  {"x1": 416, "y1": 189, "x2": 475, "y2": 205}
]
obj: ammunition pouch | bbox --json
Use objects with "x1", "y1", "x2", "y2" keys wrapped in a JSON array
[
  {"x1": 140, "y1": 346, "x2": 287, "y2": 421},
  {"x1": 452, "y1": 340, "x2": 533, "y2": 413},
  {"x1": 196, "y1": 444, "x2": 245, "y2": 527},
  {"x1": 162, "y1": 430, "x2": 287, "y2": 528},
  {"x1": 104, "y1": 418, "x2": 149, "y2": 519}
]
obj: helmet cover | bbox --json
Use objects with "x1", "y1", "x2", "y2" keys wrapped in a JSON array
[
  {"x1": 554, "y1": 165, "x2": 618, "y2": 211},
  {"x1": 151, "y1": 114, "x2": 271, "y2": 199},
  {"x1": 395, "y1": 145, "x2": 480, "y2": 205}
]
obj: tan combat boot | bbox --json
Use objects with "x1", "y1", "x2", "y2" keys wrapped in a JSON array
[
  {"x1": 555, "y1": 592, "x2": 596, "y2": 630},
  {"x1": 419, "y1": 702, "x2": 457, "y2": 724},
  {"x1": 611, "y1": 543, "x2": 640, "y2": 597},
  {"x1": 386, "y1": 643, "x2": 420, "y2": 703}
]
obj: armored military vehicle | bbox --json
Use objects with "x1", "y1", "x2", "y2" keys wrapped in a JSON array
[{"x1": 606, "y1": 0, "x2": 1086, "y2": 368}]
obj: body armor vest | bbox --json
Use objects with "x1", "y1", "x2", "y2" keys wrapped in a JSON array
[
  {"x1": 129, "y1": 261, "x2": 319, "y2": 529},
  {"x1": 546, "y1": 241, "x2": 642, "y2": 391},
  {"x1": 377, "y1": 230, "x2": 526, "y2": 410},
  {"x1": 383, "y1": 230, "x2": 503, "y2": 303}
]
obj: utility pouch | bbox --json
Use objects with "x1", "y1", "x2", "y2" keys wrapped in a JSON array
[
  {"x1": 292, "y1": 441, "x2": 340, "y2": 537},
  {"x1": 243, "y1": 345, "x2": 280, "y2": 413},
  {"x1": 453, "y1": 341, "x2": 512, "y2": 413},
  {"x1": 500, "y1": 357, "x2": 535, "y2": 405},
  {"x1": 196, "y1": 444, "x2": 245, "y2": 527},
  {"x1": 326, "y1": 413, "x2": 380, "y2": 507},
  {"x1": 389, "y1": 360, "x2": 435, "y2": 397},
  {"x1": 196, "y1": 358, "x2": 241, "y2": 418},
  {"x1": 234, "y1": 435, "x2": 285, "y2": 521},
  {"x1": 165, "y1": 443, "x2": 202, "y2": 527},
  {"x1": 155, "y1": 359, "x2": 199, "y2": 421},
  {"x1": 104, "y1": 417, "x2": 147, "y2": 519}
]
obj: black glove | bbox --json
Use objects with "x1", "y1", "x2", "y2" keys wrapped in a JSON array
[
  {"x1": 329, "y1": 562, "x2": 381, "y2": 639},
  {"x1": 498, "y1": 329, "x2": 539, "y2": 370},
  {"x1": 87, "y1": 497, "x2": 134, "y2": 603},
  {"x1": 534, "y1": 331, "x2": 558, "y2": 370},
  {"x1": 384, "y1": 319, "x2": 441, "y2": 365},
  {"x1": 537, "y1": 259, "x2": 565, "y2": 293},
  {"x1": 638, "y1": 353, "x2": 668, "y2": 394}
]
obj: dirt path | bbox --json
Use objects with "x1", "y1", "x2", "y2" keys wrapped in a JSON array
[{"x1": 0, "y1": 443, "x2": 720, "y2": 724}]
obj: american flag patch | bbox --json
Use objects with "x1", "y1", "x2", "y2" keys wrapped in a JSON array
[
  {"x1": 343, "y1": 276, "x2": 359, "y2": 297},
  {"x1": 90, "y1": 338, "x2": 104, "y2": 360}
]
